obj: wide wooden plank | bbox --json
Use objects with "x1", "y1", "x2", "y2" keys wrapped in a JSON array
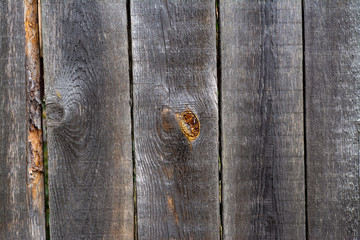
[
  {"x1": 221, "y1": 1, "x2": 305, "y2": 239},
  {"x1": 0, "y1": 1, "x2": 45, "y2": 239},
  {"x1": 131, "y1": 0, "x2": 219, "y2": 239},
  {"x1": 42, "y1": 1, "x2": 133, "y2": 239},
  {"x1": 0, "y1": 1, "x2": 28, "y2": 238},
  {"x1": 305, "y1": 1, "x2": 360, "y2": 239}
]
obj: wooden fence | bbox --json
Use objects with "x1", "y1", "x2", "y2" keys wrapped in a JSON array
[{"x1": 1, "y1": 1, "x2": 359, "y2": 239}]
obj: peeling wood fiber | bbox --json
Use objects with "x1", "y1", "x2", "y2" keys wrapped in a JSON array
[{"x1": 25, "y1": 0, "x2": 46, "y2": 239}]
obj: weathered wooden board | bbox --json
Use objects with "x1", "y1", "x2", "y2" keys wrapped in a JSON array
[
  {"x1": 25, "y1": 0, "x2": 46, "y2": 238},
  {"x1": 131, "y1": 0, "x2": 219, "y2": 239},
  {"x1": 42, "y1": 1, "x2": 133, "y2": 239},
  {"x1": 0, "y1": 0, "x2": 28, "y2": 238},
  {"x1": 305, "y1": 1, "x2": 360, "y2": 239},
  {"x1": 221, "y1": 1, "x2": 305, "y2": 239},
  {"x1": 0, "y1": 1, "x2": 45, "y2": 239}
]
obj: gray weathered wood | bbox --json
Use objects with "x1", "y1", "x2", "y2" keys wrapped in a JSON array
[
  {"x1": 221, "y1": 1, "x2": 305, "y2": 239},
  {"x1": 131, "y1": 0, "x2": 219, "y2": 239},
  {"x1": 42, "y1": 0, "x2": 133, "y2": 239},
  {"x1": 0, "y1": 1, "x2": 45, "y2": 239},
  {"x1": 0, "y1": 1, "x2": 28, "y2": 238},
  {"x1": 305, "y1": 1, "x2": 360, "y2": 239}
]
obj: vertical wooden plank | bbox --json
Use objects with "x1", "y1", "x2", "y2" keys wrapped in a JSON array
[
  {"x1": 0, "y1": 1, "x2": 28, "y2": 239},
  {"x1": 221, "y1": 1, "x2": 305, "y2": 239},
  {"x1": 0, "y1": 1, "x2": 45, "y2": 239},
  {"x1": 42, "y1": 1, "x2": 133, "y2": 239},
  {"x1": 131, "y1": 0, "x2": 219, "y2": 239},
  {"x1": 25, "y1": 0, "x2": 46, "y2": 238},
  {"x1": 305, "y1": 1, "x2": 360, "y2": 239}
]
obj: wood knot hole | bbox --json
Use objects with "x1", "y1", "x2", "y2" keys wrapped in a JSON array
[
  {"x1": 176, "y1": 108, "x2": 200, "y2": 142},
  {"x1": 46, "y1": 102, "x2": 65, "y2": 125}
]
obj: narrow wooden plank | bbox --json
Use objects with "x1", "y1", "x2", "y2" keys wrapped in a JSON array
[
  {"x1": 42, "y1": 1, "x2": 133, "y2": 239},
  {"x1": 221, "y1": 1, "x2": 305, "y2": 239},
  {"x1": 25, "y1": 0, "x2": 46, "y2": 238},
  {"x1": 131, "y1": 0, "x2": 219, "y2": 239},
  {"x1": 0, "y1": 1, "x2": 45, "y2": 239},
  {"x1": 305, "y1": 1, "x2": 360, "y2": 239}
]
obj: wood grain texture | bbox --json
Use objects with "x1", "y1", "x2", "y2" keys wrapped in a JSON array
[
  {"x1": 0, "y1": 1, "x2": 29, "y2": 239},
  {"x1": 131, "y1": 0, "x2": 219, "y2": 239},
  {"x1": 221, "y1": 1, "x2": 305, "y2": 239},
  {"x1": 0, "y1": 1, "x2": 45, "y2": 239},
  {"x1": 25, "y1": 0, "x2": 46, "y2": 238},
  {"x1": 305, "y1": 1, "x2": 360, "y2": 239},
  {"x1": 42, "y1": 0, "x2": 133, "y2": 239}
]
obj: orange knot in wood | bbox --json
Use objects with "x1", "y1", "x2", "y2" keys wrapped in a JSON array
[{"x1": 176, "y1": 108, "x2": 200, "y2": 142}]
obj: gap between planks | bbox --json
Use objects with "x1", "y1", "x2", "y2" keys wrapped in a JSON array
[{"x1": 126, "y1": 0, "x2": 137, "y2": 239}]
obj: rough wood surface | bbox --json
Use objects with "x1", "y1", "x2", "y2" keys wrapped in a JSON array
[
  {"x1": 0, "y1": 1, "x2": 28, "y2": 239},
  {"x1": 131, "y1": 0, "x2": 219, "y2": 239},
  {"x1": 305, "y1": 1, "x2": 360, "y2": 239},
  {"x1": 25, "y1": 0, "x2": 46, "y2": 238},
  {"x1": 0, "y1": 1, "x2": 45, "y2": 239},
  {"x1": 42, "y1": 1, "x2": 133, "y2": 239},
  {"x1": 221, "y1": 1, "x2": 305, "y2": 239}
]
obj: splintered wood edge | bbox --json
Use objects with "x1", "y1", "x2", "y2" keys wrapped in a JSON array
[{"x1": 25, "y1": 0, "x2": 46, "y2": 238}]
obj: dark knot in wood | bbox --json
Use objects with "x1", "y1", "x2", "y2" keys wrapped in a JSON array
[{"x1": 46, "y1": 102, "x2": 65, "y2": 126}]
